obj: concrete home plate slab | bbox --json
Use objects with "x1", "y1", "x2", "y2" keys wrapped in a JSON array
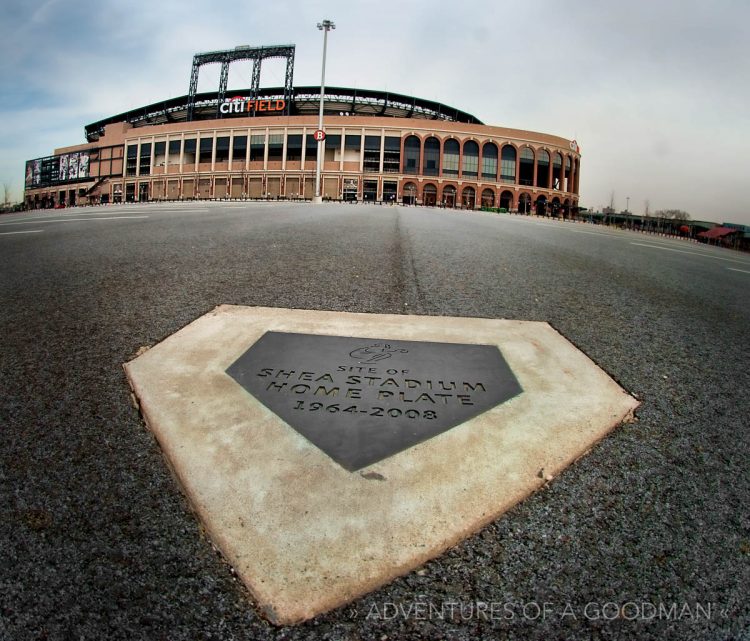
[{"x1": 124, "y1": 305, "x2": 639, "y2": 624}]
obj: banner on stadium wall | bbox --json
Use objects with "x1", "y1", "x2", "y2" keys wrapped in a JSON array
[
  {"x1": 58, "y1": 152, "x2": 90, "y2": 182},
  {"x1": 26, "y1": 152, "x2": 90, "y2": 189},
  {"x1": 25, "y1": 159, "x2": 42, "y2": 187}
]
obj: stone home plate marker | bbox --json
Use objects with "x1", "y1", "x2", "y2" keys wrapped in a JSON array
[
  {"x1": 226, "y1": 332, "x2": 522, "y2": 471},
  {"x1": 124, "y1": 306, "x2": 638, "y2": 624}
]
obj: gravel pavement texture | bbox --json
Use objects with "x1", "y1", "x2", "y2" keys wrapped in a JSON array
[{"x1": 1, "y1": 202, "x2": 748, "y2": 641}]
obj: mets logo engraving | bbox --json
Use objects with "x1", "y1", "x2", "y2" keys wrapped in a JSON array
[{"x1": 349, "y1": 344, "x2": 409, "y2": 364}]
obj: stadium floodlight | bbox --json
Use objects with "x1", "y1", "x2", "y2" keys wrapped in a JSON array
[{"x1": 314, "y1": 20, "x2": 335, "y2": 204}]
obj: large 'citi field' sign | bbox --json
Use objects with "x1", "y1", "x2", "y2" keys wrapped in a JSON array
[{"x1": 220, "y1": 96, "x2": 286, "y2": 115}]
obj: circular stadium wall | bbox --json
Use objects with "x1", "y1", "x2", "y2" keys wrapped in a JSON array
[{"x1": 23, "y1": 89, "x2": 581, "y2": 215}]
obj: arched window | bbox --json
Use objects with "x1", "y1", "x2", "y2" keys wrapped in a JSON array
[
  {"x1": 443, "y1": 139, "x2": 459, "y2": 177},
  {"x1": 519, "y1": 147, "x2": 534, "y2": 185},
  {"x1": 424, "y1": 137, "x2": 440, "y2": 176},
  {"x1": 552, "y1": 152, "x2": 563, "y2": 190},
  {"x1": 462, "y1": 186, "x2": 476, "y2": 209},
  {"x1": 565, "y1": 156, "x2": 572, "y2": 192},
  {"x1": 403, "y1": 136, "x2": 420, "y2": 175},
  {"x1": 423, "y1": 183, "x2": 437, "y2": 206},
  {"x1": 462, "y1": 141, "x2": 479, "y2": 178},
  {"x1": 481, "y1": 188, "x2": 495, "y2": 208},
  {"x1": 536, "y1": 150, "x2": 550, "y2": 188},
  {"x1": 501, "y1": 145, "x2": 516, "y2": 183},
  {"x1": 482, "y1": 143, "x2": 498, "y2": 180}
]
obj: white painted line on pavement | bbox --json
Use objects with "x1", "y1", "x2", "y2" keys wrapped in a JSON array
[
  {"x1": 727, "y1": 268, "x2": 750, "y2": 274},
  {"x1": 630, "y1": 243, "x2": 750, "y2": 266},
  {"x1": 543, "y1": 223, "x2": 713, "y2": 249},
  {"x1": 2, "y1": 209, "x2": 151, "y2": 222},
  {"x1": 555, "y1": 226, "x2": 626, "y2": 238},
  {"x1": 0, "y1": 229, "x2": 44, "y2": 236},
  {"x1": 498, "y1": 217, "x2": 728, "y2": 255},
  {"x1": 509, "y1": 218, "x2": 648, "y2": 241},
  {"x1": 0, "y1": 216, "x2": 149, "y2": 226}
]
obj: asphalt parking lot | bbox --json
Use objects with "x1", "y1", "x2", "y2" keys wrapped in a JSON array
[{"x1": 1, "y1": 202, "x2": 748, "y2": 641}]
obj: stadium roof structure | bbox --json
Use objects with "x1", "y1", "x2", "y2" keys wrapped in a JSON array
[{"x1": 84, "y1": 86, "x2": 484, "y2": 142}]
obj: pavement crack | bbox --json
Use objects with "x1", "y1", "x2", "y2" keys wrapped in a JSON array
[{"x1": 393, "y1": 208, "x2": 426, "y2": 313}]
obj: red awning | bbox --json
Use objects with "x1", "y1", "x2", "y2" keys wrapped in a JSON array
[{"x1": 697, "y1": 227, "x2": 738, "y2": 239}]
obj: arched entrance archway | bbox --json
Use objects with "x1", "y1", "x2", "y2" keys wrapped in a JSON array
[
  {"x1": 551, "y1": 196, "x2": 561, "y2": 218},
  {"x1": 499, "y1": 190, "x2": 513, "y2": 211},
  {"x1": 481, "y1": 188, "x2": 495, "y2": 208},
  {"x1": 518, "y1": 193, "x2": 532, "y2": 214},
  {"x1": 403, "y1": 182, "x2": 417, "y2": 205},
  {"x1": 443, "y1": 185, "x2": 457, "y2": 208},
  {"x1": 423, "y1": 183, "x2": 437, "y2": 207},
  {"x1": 535, "y1": 195, "x2": 547, "y2": 216},
  {"x1": 462, "y1": 186, "x2": 476, "y2": 209}
]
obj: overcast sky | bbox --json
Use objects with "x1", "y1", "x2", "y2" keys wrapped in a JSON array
[{"x1": 1, "y1": 0, "x2": 748, "y2": 223}]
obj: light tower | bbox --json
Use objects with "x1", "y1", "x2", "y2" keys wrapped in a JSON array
[{"x1": 313, "y1": 19, "x2": 335, "y2": 204}]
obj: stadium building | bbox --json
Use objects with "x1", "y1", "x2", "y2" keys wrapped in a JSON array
[{"x1": 23, "y1": 45, "x2": 581, "y2": 215}]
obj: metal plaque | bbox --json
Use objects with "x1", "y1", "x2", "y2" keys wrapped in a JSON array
[{"x1": 226, "y1": 332, "x2": 522, "y2": 471}]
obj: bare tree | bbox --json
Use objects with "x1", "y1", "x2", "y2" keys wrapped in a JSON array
[
  {"x1": 2, "y1": 182, "x2": 10, "y2": 206},
  {"x1": 654, "y1": 209, "x2": 690, "y2": 221}
]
